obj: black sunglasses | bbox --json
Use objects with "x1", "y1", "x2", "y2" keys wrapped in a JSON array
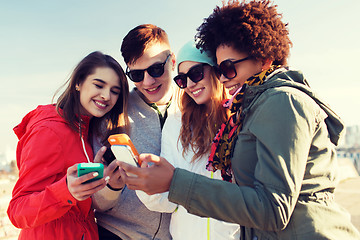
[
  {"x1": 173, "y1": 63, "x2": 207, "y2": 89},
  {"x1": 214, "y1": 56, "x2": 251, "y2": 79},
  {"x1": 126, "y1": 54, "x2": 171, "y2": 82}
]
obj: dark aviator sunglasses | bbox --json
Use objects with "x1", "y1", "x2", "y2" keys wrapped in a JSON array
[
  {"x1": 126, "y1": 54, "x2": 171, "y2": 82},
  {"x1": 214, "y1": 56, "x2": 251, "y2": 79},
  {"x1": 173, "y1": 63, "x2": 207, "y2": 89}
]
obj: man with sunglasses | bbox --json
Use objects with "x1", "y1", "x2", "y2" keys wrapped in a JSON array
[{"x1": 92, "y1": 24, "x2": 175, "y2": 240}]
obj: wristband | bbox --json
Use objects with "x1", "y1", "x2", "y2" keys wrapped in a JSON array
[{"x1": 106, "y1": 183, "x2": 123, "y2": 191}]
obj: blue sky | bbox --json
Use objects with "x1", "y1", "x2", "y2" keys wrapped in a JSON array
[{"x1": 1, "y1": 0, "x2": 360, "y2": 154}]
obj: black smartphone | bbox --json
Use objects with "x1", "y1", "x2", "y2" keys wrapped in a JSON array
[{"x1": 103, "y1": 147, "x2": 116, "y2": 165}]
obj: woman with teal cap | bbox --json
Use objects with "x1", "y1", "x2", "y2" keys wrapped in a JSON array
[{"x1": 136, "y1": 40, "x2": 240, "y2": 239}]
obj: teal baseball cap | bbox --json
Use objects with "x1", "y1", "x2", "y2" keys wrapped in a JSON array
[{"x1": 176, "y1": 40, "x2": 215, "y2": 72}]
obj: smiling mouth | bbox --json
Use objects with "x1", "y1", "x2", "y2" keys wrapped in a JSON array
[
  {"x1": 227, "y1": 83, "x2": 241, "y2": 94},
  {"x1": 145, "y1": 85, "x2": 161, "y2": 93},
  {"x1": 192, "y1": 88, "x2": 203, "y2": 95},
  {"x1": 94, "y1": 100, "x2": 107, "y2": 109},
  {"x1": 228, "y1": 84, "x2": 239, "y2": 92}
]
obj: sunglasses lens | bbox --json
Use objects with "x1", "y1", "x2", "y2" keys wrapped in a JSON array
[
  {"x1": 127, "y1": 70, "x2": 144, "y2": 82},
  {"x1": 173, "y1": 75, "x2": 187, "y2": 88},
  {"x1": 187, "y1": 65, "x2": 204, "y2": 83},
  {"x1": 220, "y1": 60, "x2": 236, "y2": 79},
  {"x1": 127, "y1": 54, "x2": 170, "y2": 82},
  {"x1": 147, "y1": 64, "x2": 165, "y2": 78}
]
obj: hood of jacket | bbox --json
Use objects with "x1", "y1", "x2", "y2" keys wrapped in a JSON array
[
  {"x1": 14, "y1": 104, "x2": 91, "y2": 141},
  {"x1": 244, "y1": 67, "x2": 345, "y2": 146},
  {"x1": 14, "y1": 105, "x2": 67, "y2": 140}
]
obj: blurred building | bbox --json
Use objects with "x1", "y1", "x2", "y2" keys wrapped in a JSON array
[
  {"x1": 337, "y1": 125, "x2": 360, "y2": 175},
  {"x1": 344, "y1": 125, "x2": 360, "y2": 147},
  {"x1": 0, "y1": 145, "x2": 16, "y2": 172}
]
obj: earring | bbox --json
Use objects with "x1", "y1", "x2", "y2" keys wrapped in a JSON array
[{"x1": 75, "y1": 86, "x2": 80, "y2": 91}]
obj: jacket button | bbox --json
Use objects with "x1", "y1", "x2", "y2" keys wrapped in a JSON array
[{"x1": 67, "y1": 200, "x2": 73, "y2": 204}]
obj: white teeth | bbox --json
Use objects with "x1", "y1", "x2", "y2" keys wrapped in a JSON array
[
  {"x1": 95, "y1": 101, "x2": 106, "y2": 107},
  {"x1": 147, "y1": 86, "x2": 158, "y2": 92},
  {"x1": 228, "y1": 85, "x2": 238, "y2": 91},
  {"x1": 192, "y1": 89, "x2": 202, "y2": 95}
]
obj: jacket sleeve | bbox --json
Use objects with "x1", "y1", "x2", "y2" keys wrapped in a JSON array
[
  {"x1": 168, "y1": 90, "x2": 320, "y2": 231},
  {"x1": 91, "y1": 186, "x2": 122, "y2": 211},
  {"x1": 134, "y1": 131, "x2": 179, "y2": 212},
  {"x1": 7, "y1": 127, "x2": 77, "y2": 229},
  {"x1": 134, "y1": 111, "x2": 179, "y2": 213},
  {"x1": 136, "y1": 190, "x2": 177, "y2": 213}
]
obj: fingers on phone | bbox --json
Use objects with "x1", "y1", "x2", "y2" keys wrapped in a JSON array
[
  {"x1": 118, "y1": 162, "x2": 140, "y2": 178},
  {"x1": 140, "y1": 161, "x2": 149, "y2": 168},
  {"x1": 109, "y1": 160, "x2": 119, "y2": 171},
  {"x1": 103, "y1": 161, "x2": 118, "y2": 177},
  {"x1": 79, "y1": 172, "x2": 99, "y2": 184},
  {"x1": 67, "y1": 164, "x2": 79, "y2": 175},
  {"x1": 94, "y1": 146, "x2": 107, "y2": 163}
]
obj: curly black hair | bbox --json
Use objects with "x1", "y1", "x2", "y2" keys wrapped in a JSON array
[{"x1": 195, "y1": 0, "x2": 292, "y2": 65}]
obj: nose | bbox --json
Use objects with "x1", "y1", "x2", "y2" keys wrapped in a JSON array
[
  {"x1": 101, "y1": 89, "x2": 111, "y2": 101},
  {"x1": 186, "y1": 77, "x2": 196, "y2": 88},
  {"x1": 142, "y1": 71, "x2": 156, "y2": 86}
]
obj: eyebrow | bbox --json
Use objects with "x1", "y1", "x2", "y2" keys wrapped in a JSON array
[{"x1": 93, "y1": 79, "x2": 121, "y2": 90}]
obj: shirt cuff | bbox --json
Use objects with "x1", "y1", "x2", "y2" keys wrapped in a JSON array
[
  {"x1": 50, "y1": 175, "x2": 77, "y2": 205},
  {"x1": 97, "y1": 184, "x2": 122, "y2": 201}
]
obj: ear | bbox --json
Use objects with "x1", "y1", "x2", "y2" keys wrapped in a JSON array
[{"x1": 261, "y1": 59, "x2": 273, "y2": 71}]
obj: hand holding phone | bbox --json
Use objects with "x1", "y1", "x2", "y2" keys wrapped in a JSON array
[
  {"x1": 77, "y1": 162, "x2": 104, "y2": 183},
  {"x1": 67, "y1": 163, "x2": 106, "y2": 201}
]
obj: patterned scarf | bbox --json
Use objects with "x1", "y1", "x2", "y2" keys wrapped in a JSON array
[{"x1": 207, "y1": 66, "x2": 280, "y2": 182}]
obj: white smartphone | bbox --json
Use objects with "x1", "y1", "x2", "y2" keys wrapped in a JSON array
[{"x1": 110, "y1": 144, "x2": 139, "y2": 167}]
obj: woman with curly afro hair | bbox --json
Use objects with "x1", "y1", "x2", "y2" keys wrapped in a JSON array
[{"x1": 117, "y1": 1, "x2": 360, "y2": 239}]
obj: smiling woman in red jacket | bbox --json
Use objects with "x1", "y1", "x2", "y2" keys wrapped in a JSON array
[{"x1": 7, "y1": 51, "x2": 129, "y2": 240}]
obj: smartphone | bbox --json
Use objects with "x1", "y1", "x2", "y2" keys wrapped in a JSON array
[
  {"x1": 77, "y1": 162, "x2": 104, "y2": 183},
  {"x1": 108, "y1": 134, "x2": 141, "y2": 167},
  {"x1": 102, "y1": 146, "x2": 116, "y2": 165}
]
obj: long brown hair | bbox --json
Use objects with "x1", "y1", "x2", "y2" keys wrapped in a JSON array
[
  {"x1": 178, "y1": 66, "x2": 228, "y2": 162},
  {"x1": 54, "y1": 51, "x2": 129, "y2": 141}
]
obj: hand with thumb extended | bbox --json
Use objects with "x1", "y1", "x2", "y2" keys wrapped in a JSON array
[{"x1": 117, "y1": 153, "x2": 175, "y2": 195}]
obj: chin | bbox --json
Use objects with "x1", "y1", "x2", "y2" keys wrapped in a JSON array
[
  {"x1": 194, "y1": 100, "x2": 205, "y2": 105},
  {"x1": 146, "y1": 95, "x2": 162, "y2": 104},
  {"x1": 92, "y1": 111, "x2": 107, "y2": 118}
]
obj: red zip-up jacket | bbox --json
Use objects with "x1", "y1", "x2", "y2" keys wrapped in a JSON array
[{"x1": 7, "y1": 104, "x2": 98, "y2": 240}]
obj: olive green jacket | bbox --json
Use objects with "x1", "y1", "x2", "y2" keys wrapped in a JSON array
[{"x1": 168, "y1": 68, "x2": 360, "y2": 239}]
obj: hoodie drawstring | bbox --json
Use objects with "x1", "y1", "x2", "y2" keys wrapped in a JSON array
[
  {"x1": 81, "y1": 136, "x2": 91, "y2": 163},
  {"x1": 79, "y1": 122, "x2": 91, "y2": 163}
]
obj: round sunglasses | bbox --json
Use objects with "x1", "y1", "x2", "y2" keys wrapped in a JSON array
[
  {"x1": 214, "y1": 56, "x2": 251, "y2": 79},
  {"x1": 126, "y1": 54, "x2": 171, "y2": 82},
  {"x1": 173, "y1": 63, "x2": 207, "y2": 89}
]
